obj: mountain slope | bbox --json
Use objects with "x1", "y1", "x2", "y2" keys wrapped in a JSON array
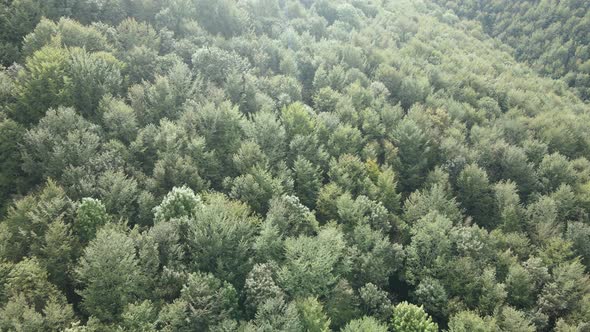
[{"x1": 434, "y1": 0, "x2": 590, "y2": 100}]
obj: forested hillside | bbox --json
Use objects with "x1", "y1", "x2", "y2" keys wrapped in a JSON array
[
  {"x1": 0, "y1": 0, "x2": 589, "y2": 331},
  {"x1": 434, "y1": 0, "x2": 590, "y2": 100}
]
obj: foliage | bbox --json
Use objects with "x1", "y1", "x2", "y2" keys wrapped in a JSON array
[
  {"x1": 0, "y1": 0, "x2": 589, "y2": 330},
  {"x1": 75, "y1": 226, "x2": 145, "y2": 323},
  {"x1": 391, "y1": 301, "x2": 438, "y2": 332},
  {"x1": 342, "y1": 316, "x2": 388, "y2": 332}
]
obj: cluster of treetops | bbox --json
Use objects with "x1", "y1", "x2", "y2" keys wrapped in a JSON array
[
  {"x1": 433, "y1": 0, "x2": 590, "y2": 101},
  {"x1": 0, "y1": 0, "x2": 589, "y2": 331}
]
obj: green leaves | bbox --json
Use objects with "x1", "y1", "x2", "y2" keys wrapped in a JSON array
[
  {"x1": 343, "y1": 316, "x2": 388, "y2": 332},
  {"x1": 180, "y1": 272, "x2": 239, "y2": 330},
  {"x1": 448, "y1": 310, "x2": 496, "y2": 332},
  {"x1": 21, "y1": 107, "x2": 102, "y2": 186},
  {"x1": 0, "y1": 258, "x2": 74, "y2": 331},
  {"x1": 391, "y1": 301, "x2": 438, "y2": 332},
  {"x1": 75, "y1": 198, "x2": 109, "y2": 243},
  {"x1": 183, "y1": 193, "x2": 258, "y2": 287},
  {"x1": 2, "y1": 0, "x2": 590, "y2": 331},
  {"x1": 16, "y1": 46, "x2": 70, "y2": 123},
  {"x1": 278, "y1": 226, "x2": 349, "y2": 299},
  {"x1": 76, "y1": 226, "x2": 145, "y2": 322},
  {"x1": 295, "y1": 297, "x2": 331, "y2": 332},
  {"x1": 153, "y1": 186, "x2": 201, "y2": 223},
  {"x1": 456, "y1": 164, "x2": 497, "y2": 229},
  {"x1": 67, "y1": 48, "x2": 122, "y2": 116},
  {"x1": 15, "y1": 43, "x2": 121, "y2": 125}
]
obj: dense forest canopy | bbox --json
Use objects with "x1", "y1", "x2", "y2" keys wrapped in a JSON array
[
  {"x1": 434, "y1": 0, "x2": 590, "y2": 100},
  {"x1": 0, "y1": 0, "x2": 589, "y2": 331}
]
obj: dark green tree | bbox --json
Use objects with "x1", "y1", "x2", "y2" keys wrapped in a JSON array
[
  {"x1": 76, "y1": 225, "x2": 145, "y2": 323},
  {"x1": 456, "y1": 164, "x2": 498, "y2": 229}
]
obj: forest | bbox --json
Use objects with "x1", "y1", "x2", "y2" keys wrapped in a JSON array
[
  {"x1": 0, "y1": 0, "x2": 589, "y2": 331},
  {"x1": 434, "y1": 0, "x2": 590, "y2": 101}
]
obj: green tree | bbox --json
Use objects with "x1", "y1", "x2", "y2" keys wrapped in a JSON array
[
  {"x1": 327, "y1": 124, "x2": 364, "y2": 160},
  {"x1": 115, "y1": 18, "x2": 159, "y2": 52},
  {"x1": 100, "y1": 96, "x2": 138, "y2": 144},
  {"x1": 328, "y1": 154, "x2": 370, "y2": 197},
  {"x1": 39, "y1": 219, "x2": 75, "y2": 292},
  {"x1": 184, "y1": 193, "x2": 257, "y2": 287},
  {"x1": 494, "y1": 181, "x2": 525, "y2": 232},
  {"x1": 71, "y1": 0, "x2": 128, "y2": 24},
  {"x1": 325, "y1": 279, "x2": 361, "y2": 330},
  {"x1": 265, "y1": 195, "x2": 319, "y2": 238},
  {"x1": 138, "y1": 119, "x2": 212, "y2": 196},
  {"x1": 392, "y1": 117, "x2": 432, "y2": 193},
  {"x1": 95, "y1": 170, "x2": 140, "y2": 222},
  {"x1": 369, "y1": 166, "x2": 401, "y2": 213},
  {"x1": 179, "y1": 272, "x2": 238, "y2": 330},
  {"x1": 538, "y1": 259, "x2": 590, "y2": 321},
  {"x1": 295, "y1": 297, "x2": 331, "y2": 332},
  {"x1": 0, "y1": 294, "x2": 73, "y2": 332},
  {"x1": 157, "y1": 299, "x2": 191, "y2": 332},
  {"x1": 456, "y1": 164, "x2": 498, "y2": 229},
  {"x1": 193, "y1": 0, "x2": 247, "y2": 38},
  {"x1": 316, "y1": 183, "x2": 344, "y2": 223},
  {"x1": 0, "y1": 118, "x2": 26, "y2": 214},
  {"x1": 403, "y1": 184, "x2": 462, "y2": 226},
  {"x1": 278, "y1": 226, "x2": 349, "y2": 299},
  {"x1": 281, "y1": 102, "x2": 316, "y2": 140},
  {"x1": 374, "y1": 64, "x2": 402, "y2": 101},
  {"x1": 0, "y1": 179, "x2": 72, "y2": 262},
  {"x1": 67, "y1": 48, "x2": 122, "y2": 117},
  {"x1": 537, "y1": 153, "x2": 577, "y2": 193},
  {"x1": 15, "y1": 45, "x2": 123, "y2": 123},
  {"x1": 391, "y1": 301, "x2": 438, "y2": 332},
  {"x1": 413, "y1": 278, "x2": 448, "y2": 320},
  {"x1": 0, "y1": 257, "x2": 74, "y2": 331},
  {"x1": 191, "y1": 47, "x2": 249, "y2": 86},
  {"x1": 0, "y1": 0, "x2": 45, "y2": 65},
  {"x1": 348, "y1": 224, "x2": 402, "y2": 288},
  {"x1": 129, "y1": 62, "x2": 197, "y2": 125},
  {"x1": 21, "y1": 107, "x2": 102, "y2": 185},
  {"x1": 245, "y1": 297, "x2": 302, "y2": 332},
  {"x1": 244, "y1": 263, "x2": 285, "y2": 316},
  {"x1": 184, "y1": 101, "x2": 243, "y2": 179},
  {"x1": 565, "y1": 221, "x2": 590, "y2": 268},
  {"x1": 233, "y1": 141, "x2": 269, "y2": 174},
  {"x1": 358, "y1": 283, "x2": 394, "y2": 322},
  {"x1": 293, "y1": 156, "x2": 322, "y2": 209},
  {"x1": 4, "y1": 257, "x2": 63, "y2": 312},
  {"x1": 448, "y1": 310, "x2": 497, "y2": 332},
  {"x1": 404, "y1": 212, "x2": 453, "y2": 285},
  {"x1": 342, "y1": 316, "x2": 388, "y2": 332},
  {"x1": 21, "y1": 18, "x2": 111, "y2": 58},
  {"x1": 314, "y1": 86, "x2": 341, "y2": 113},
  {"x1": 120, "y1": 300, "x2": 158, "y2": 332},
  {"x1": 336, "y1": 195, "x2": 392, "y2": 234},
  {"x1": 505, "y1": 262, "x2": 534, "y2": 308},
  {"x1": 244, "y1": 110, "x2": 287, "y2": 166},
  {"x1": 76, "y1": 226, "x2": 144, "y2": 323},
  {"x1": 15, "y1": 46, "x2": 71, "y2": 123},
  {"x1": 498, "y1": 307, "x2": 535, "y2": 332},
  {"x1": 153, "y1": 185, "x2": 201, "y2": 223},
  {"x1": 75, "y1": 198, "x2": 110, "y2": 243},
  {"x1": 498, "y1": 145, "x2": 538, "y2": 199},
  {"x1": 226, "y1": 167, "x2": 284, "y2": 214},
  {"x1": 254, "y1": 220, "x2": 284, "y2": 263}
]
